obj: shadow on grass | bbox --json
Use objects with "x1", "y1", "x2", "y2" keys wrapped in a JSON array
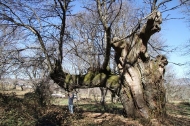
[
  {"x1": 75, "y1": 103, "x2": 124, "y2": 115},
  {"x1": 162, "y1": 114, "x2": 190, "y2": 126},
  {"x1": 164, "y1": 102, "x2": 190, "y2": 126},
  {"x1": 167, "y1": 102, "x2": 190, "y2": 117},
  {"x1": 178, "y1": 102, "x2": 190, "y2": 116}
]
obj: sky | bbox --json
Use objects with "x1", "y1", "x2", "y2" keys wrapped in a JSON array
[{"x1": 160, "y1": 1, "x2": 190, "y2": 78}]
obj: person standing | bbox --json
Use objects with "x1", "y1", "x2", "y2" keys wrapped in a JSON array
[{"x1": 68, "y1": 92, "x2": 74, "y2": 114}]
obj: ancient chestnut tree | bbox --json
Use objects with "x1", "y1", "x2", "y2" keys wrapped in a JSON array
[{"x1": 1, "y1": 0, "x2": 186, "y2": 119}]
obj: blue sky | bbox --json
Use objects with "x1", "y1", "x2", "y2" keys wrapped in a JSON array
[{"x1": 160, "y1": 1, "x2": 190, "y2": 78}]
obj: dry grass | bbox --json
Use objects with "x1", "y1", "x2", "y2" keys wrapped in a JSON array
[{"x1": 0, "y1": 89, "x2": 33, "y2": 96}]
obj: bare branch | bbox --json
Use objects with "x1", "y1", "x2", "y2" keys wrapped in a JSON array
[{"x1": 161, "y1": 0, "x2": 189, "y2": 13}]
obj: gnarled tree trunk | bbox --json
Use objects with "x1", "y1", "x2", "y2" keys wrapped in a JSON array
[
  {"x1": 112, "y1": 10, "x2": 168, "y2": 119},
  {"x1": 118, "y1": 55, "x2": 167, "y2": 118}
]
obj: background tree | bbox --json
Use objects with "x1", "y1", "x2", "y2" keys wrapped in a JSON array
[{"x1": 0, "y1": 25, "x2": 23, "y2": 78}]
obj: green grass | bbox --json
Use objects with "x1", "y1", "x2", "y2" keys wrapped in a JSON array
[
  {"x1": 75, "y1": 102, "x2": 123, "y2": 115},
  {"x1": 51, "y1": 97, "x2": 123, "y2": 114}
]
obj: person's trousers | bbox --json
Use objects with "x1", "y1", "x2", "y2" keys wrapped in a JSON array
[{"x1": 68, "y1": 105, "x2": 73, "y2": 113}]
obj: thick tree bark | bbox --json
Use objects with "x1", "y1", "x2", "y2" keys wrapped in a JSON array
[{"x1": 118, "y1": 55, "x2": 167, "y2": 118}]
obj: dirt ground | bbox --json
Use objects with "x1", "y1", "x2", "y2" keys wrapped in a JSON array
[
  {"x1": 61, "y1": 108, "x2": 190, "y2": 126},
  {"x1": 73, "y1": 112, "x2": 143, "y2": 126}
]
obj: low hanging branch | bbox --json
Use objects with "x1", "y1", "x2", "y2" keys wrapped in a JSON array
[{"x1": 50, "y1": 60, "x2": 121, "y2": 93}]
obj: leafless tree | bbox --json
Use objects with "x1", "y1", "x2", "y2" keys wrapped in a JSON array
[{"x1": 0, "y1": 25, "x2": 22, "y2": 78}]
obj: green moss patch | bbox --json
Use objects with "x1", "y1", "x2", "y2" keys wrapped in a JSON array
[
  {"x1": 106, "y1": 75, "x2": 120, "y2": 88},
  {"x1": 65, "y1": 74, "x2": 71, "y2": 84},
  {"x1": 92, "y1": 73, "x2": 106, "y2": 86},
  {"x1": 65, "y1": 74, "x2": 78, "y2": 84},
  {"x1": 83, "y1": 71, "x2": 95, "y2": 85}
]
